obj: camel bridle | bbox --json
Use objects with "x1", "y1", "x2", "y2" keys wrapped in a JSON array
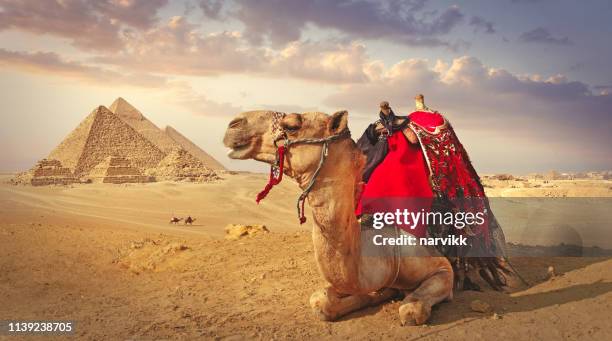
[{"x1": 256, "y1": 111, "x2": 351, "y2": 224}]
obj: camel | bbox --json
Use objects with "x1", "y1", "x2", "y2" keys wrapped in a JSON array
[
  {"x1": 223, "y1": 110, "x2": 454, "y2": 325},
  {"x1": 169, "y1": 217, "x2": 183, "y2": 225},
  {"x1": 185, "y1": 216, "x2": 196, "y2": 225}
]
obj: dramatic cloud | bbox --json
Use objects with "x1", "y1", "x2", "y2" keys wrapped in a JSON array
[
  {"x1": 95, "y1": 16, "x2": 269, "y2": 75},
  {"x1": 519, "y1": 27, "x2": 572, "y2": 45},
  {"x1": 324, "y1": 56, "x2": 611, "y2": 171},
  {"x1": 0, "y1": 48, "x2": 166, "y2": 87},
  {"x1": 269, "y1": 40, "x2": 376, "y2": 83},
  {"x1": 204, "y1": 0, "x2": 465, "y2": 48},
  {"x1": 92, "y1": 16, "x2": 378, "y2": 83},
  {"x1": 0, "y1": 0, "x2": 168, "y2": 51},
  {"x1": 469, "y1": 16, "x2": 496, "y2": 34}
]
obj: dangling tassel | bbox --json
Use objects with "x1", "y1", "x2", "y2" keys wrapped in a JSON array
[
  {"x1": 297, "y1": 195, "x2": 307, "y2": 224},
  {"x1": 256, "y1": 145, "x2": 286, "y2": 203}
]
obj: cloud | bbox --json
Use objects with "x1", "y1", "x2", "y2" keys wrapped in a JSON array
[
  {"x1": 0, "y1": 48, "x2": 166, "y2": 87},
  {"x1": 168, "y1": 81, "x2": 243, "y2": 117},
  {"x1": 0, "y1": 0, "x2": 168, "y2": 51},
  {"x1": 0, "y1": 13, "x2": 384, "y2": 85},
  {"x1": 0, "y1": 47, "x2": 248, "y2": 117},
  {"x1": 95, "y1": 16, "x2": 269, "y2": 75},
  {"x1": 269, "y1": 40, "x2": 375, "y2": 83},
  {"x1": 594, "y1": 85, "x2": 612, "y2": 95},
  {"x1": 323, "y1": 56, "x2": 611, "y2": 171},
  {"x1": 469, "y1": 16, "x2": 495, "y2": 34},
  {"x1": 198, "y1": 0, "x2": 224, "y2": 19},
  {"x1": 206, "y1": 0, "x2": 465, "y2": 48},
  {"x1": 519, "y1": 27, "x2": 572, "y2": 45},
  {"x1": 92, "y1": 16, "x2": 378, "y2": 83}
]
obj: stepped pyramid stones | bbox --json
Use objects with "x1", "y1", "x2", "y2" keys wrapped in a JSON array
[
  {"x1": 164, "y1": 126, "x2": 226, "y2": 171},
  {"x1": 12, "y1": 159, "x2": 78, "y2": 186},
  {"x1": 147, "y1": 148, "x2": 220, "y2": 182},
  {"x1": 88, "y1": 156, "x2": 153, "y2": 184}
]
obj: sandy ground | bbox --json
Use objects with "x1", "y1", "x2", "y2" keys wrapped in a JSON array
[{"x1": 1, "y1": 174, "x2": 611, "y2": 340}]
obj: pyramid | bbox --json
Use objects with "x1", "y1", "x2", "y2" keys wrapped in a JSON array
[
  {"x1": 109, "y1": 97, "x2": 179, "y2": 154},
  {"x1": 47, "y1": 105, "x2": 165, "y2": 177},
  {"x1": 147, "y1": 148, "x2": 220, "y2": 182},
  {"x1": 16, "y1": 99, "x2": 223, "y2": 186},
  {"x1": 12, "y1": 159, "x2": 78, "y2": 186},
  {"x1": 109, "y1": 97, "x2": 226, "y2": 171},
  {"x1": 164, "y1": 126, "x2": 226, "y2": 170}
]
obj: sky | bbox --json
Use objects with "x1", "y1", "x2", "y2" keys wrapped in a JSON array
[{"x1": 0, "y1": 0, "x2": 610, "y2": 174}]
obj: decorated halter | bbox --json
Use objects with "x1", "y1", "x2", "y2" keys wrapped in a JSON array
[{"x1": 256, "y1": 111, "x2": 350, "y2": 224}]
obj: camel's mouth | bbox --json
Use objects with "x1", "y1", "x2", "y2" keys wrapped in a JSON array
[{"x1": 226, "y1": 139, "x2": 255, "y2": 159}]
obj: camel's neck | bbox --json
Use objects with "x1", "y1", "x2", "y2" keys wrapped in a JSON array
[{"x1": 296, "y1": 138, "x2": 365, "y2": 291}]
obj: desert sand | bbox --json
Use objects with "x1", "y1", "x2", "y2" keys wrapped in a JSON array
[{"x1": 1, "y1": 174, "x2": 611, "y2": 340}]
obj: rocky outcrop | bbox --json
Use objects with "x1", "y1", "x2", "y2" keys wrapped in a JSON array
[{"x1": 224, "y1": 224, "x2": 269, "y2": 240}]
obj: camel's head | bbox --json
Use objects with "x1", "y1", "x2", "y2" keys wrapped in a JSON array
[{"x1": 223, "y1": 110, "x2": 349, "y2": 175}]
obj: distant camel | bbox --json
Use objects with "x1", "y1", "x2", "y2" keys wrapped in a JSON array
[
  {"x1": 184, "y1": 216, "x2": 196, "y2": 225},
  {"x1": 169, "y1": 217, "x2": 183, "y2": 224}
]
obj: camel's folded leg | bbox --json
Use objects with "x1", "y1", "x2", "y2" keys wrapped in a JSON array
[
  {"x1": 399, "y1": 269, "x2": 453, "y2": 326},
  {"x1": 310, "y1": 287, "x2": 399, "y2": 321}
]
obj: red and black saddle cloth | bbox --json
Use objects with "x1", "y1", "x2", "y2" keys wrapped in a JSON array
[{"x1": 409, "y1": 110, "x2": 512, "y2": 290}]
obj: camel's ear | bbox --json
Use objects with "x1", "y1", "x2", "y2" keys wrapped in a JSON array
[{"x1": 328, "y1": 110, "x2": 348, "y2": 134}]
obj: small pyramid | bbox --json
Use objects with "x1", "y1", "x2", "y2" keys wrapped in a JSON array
[
  {"x1": 147, "y1": 148, "x2": 220, "y2": 182},
  {"x1": 12, "y1": 159, "x2": 78, "y2": 186},
  {"x1": 165, "y1": 126, "x2": 226, "y2": 171}
]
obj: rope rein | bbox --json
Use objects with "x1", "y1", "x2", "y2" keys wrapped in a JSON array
[{"x1": 256, "y1": 112, "x2": 351, "y2": 224}]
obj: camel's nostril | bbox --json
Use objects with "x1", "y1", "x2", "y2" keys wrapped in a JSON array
[{"x1": 229, "y1": 118, "x2": 245, "y2": 129}]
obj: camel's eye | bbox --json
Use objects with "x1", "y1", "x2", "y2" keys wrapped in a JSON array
[
  {"x1": 283, "y1": 124, "x2": 300, "y2": 132},
  {"x1": 282, "y1": 113, "x2": 302, "y2": 132}
]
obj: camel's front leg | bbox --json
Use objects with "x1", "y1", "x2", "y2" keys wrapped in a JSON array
[
  {"x1": 398, "y1": 269, "x2": 453, "y2": 326},
  {"x1": 310, "y1": 286, "x2": 399, "y2": 321}
]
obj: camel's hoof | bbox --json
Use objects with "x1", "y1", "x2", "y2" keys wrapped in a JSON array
[
  {"x1": 398, "y1": 300, "x2": 431, "y2": 326},
  {"x1": 309, "y1": 289, "x2": 339, "y2": 321}
]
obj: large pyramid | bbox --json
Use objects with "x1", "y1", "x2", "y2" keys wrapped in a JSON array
[
  {"x1": 109, "y1": 98, "x2": 226, "y2": 171},
  {"x1": 48, "y1": 106, "x2": 165, "y2": 177},
  {"x1": 15, "y1": 99, "x2": 224, "y2": 185}
]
